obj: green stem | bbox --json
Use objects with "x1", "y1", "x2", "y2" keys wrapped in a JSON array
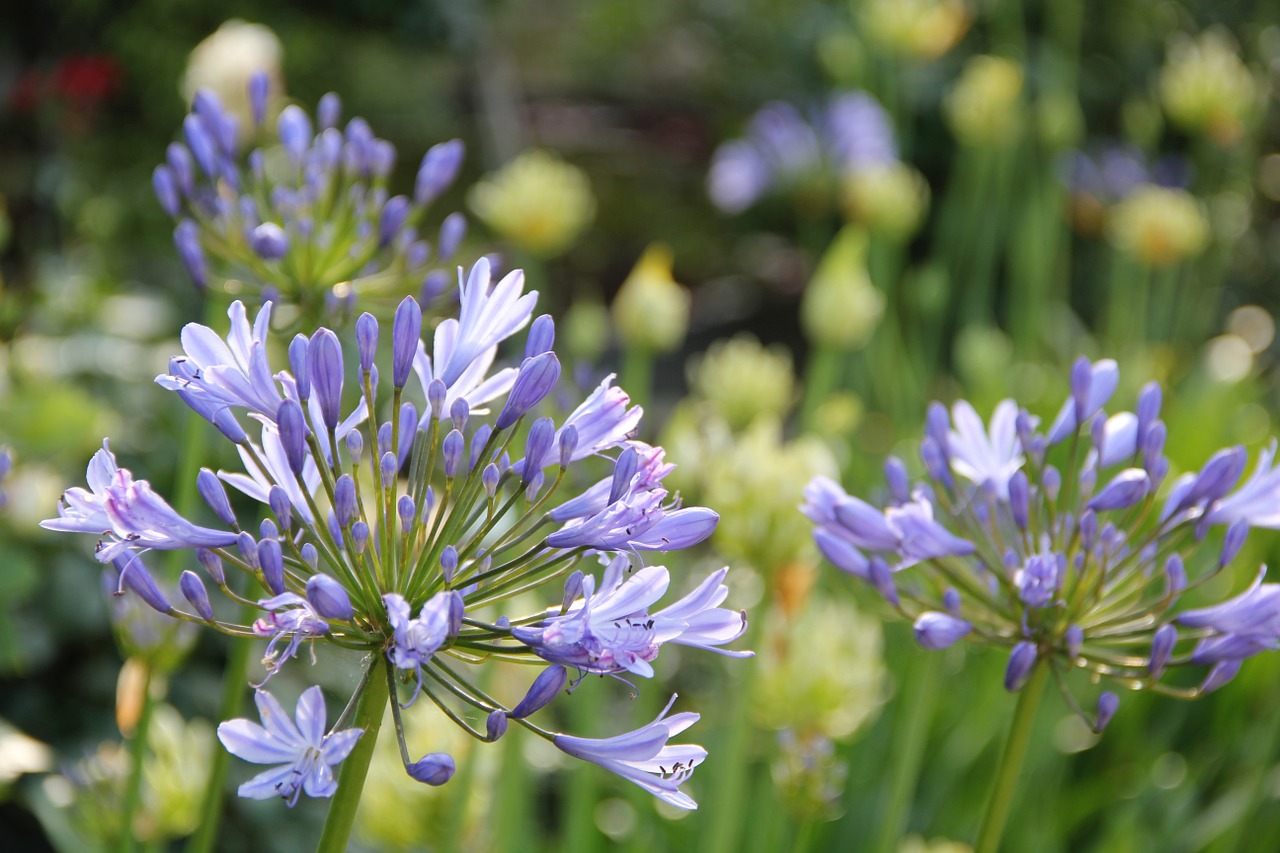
[
  {"x1": 563, "y1": 685, "x2": 604, "y2": 853},
  {"x1": 621, "y1": 346, "x2": 654, "y2": 413},
  {"x1": 974, "y1": 663, "x2": 1049, "y2": 853},
  {"x1": 185, "y1": 606, "x2": 256, "y2": 853},
  {"x1": 800, "y1": 346, "x2": 844, "y2": 434},
  {"x1": 872, "y1": 651, "x2": 940, "y2": 853},
  {"x1": 315, "y1": 659, "x2": 389, "y2": 853},
  {"x1": 118, "y1": 663, "x2": 157, "y2": 853}
]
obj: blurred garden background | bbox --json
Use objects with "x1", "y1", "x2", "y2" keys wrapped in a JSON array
[{"x1": 3, "y1": 0, "x2": 1280, "y2": 850}]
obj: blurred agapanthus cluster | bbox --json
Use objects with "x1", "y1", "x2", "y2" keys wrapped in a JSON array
[
  {"x1": 44, "y1": 258, "x2": 750, "y2": 810},
  {"x1": 153, "y1": 72, "x2": 468, "y2": 322},
  {"x1": 807, "y1": 356, "x2": 1280, "y2": 729}
]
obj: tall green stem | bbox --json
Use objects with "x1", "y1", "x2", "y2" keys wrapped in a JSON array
[
  {"x1": 316, "y1": 660, "x2": 389, "y2": 853},
  {"x1": 872, "y1": 651, "x2": 940, "y2": 853},
  {"x1": 974, "y1": 663, "x2": 1049, "y2": 853},
  {"x1": 800, "y1": 346, "x2": 844, "y2": 433},
  {"x1": 118, "y1": 663, "x2": 156, "y2": 853}
]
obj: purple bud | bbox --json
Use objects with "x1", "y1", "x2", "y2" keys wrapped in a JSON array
[
  {"x1": 1090, "y1": 410, "x2": 1108, "y2": 457},
  {"x1": 1200, "y1": 659, "x2": 1243, "y2": 694},
  {"x1": 391, "y1": 297, "x2": 422, "y2": 388},
  {"x1": 443, "y1": 430, "x2": 464, "y2": 479},
  {"x1": 884, "y1": 456, "x2": 910, "y2": 504},
  {"x1": 1136, "y1": 382, "x2": 1162, "y2": 435},
  {"x1": 1143, "y1": 421, "x2": 1167, "y2": 474},
  {"x1": 1221, "y1": 521, "x2": 1249, "y2": 568},
  {"x1": 238, "y1": 531, "x2": 259, "y2": 568},
  {"x1": 250, "y1": 222, "x2": 289, "y2": 260},
  {"x1": 1004, "y1": 641, "x2": 1038, "y2": 691},
  {"x1": 920, "y1": 437, "x2": 952, "y2": 488},
  {"x1": 415, "y1": 139, "x2": 465, "y2": 205},
  {"x1": 470, "y1": 424, "x2": 493, "y2": 470},
  {"x1": 380, "y1": 451, "x2": 398, "y2": 488},
  {"x1": 1015, "y1": 409, "x2": 1037, "y2": 454},
  {"x1": 397, "y1": 495, "x2": 415, "y2": 533},
  {"x1": 609, "y1": 446, "x2": 639, "y2": 505},
  {"x1": 1042, "y1": 466, "x2": 1062, "y2": 501},
  {"x1": 525, "y1": 315, "x2": 556, "y2": 360},
  {"x1": 259, "y1": 538, "x2": 284, "y2": 595},
  {"x1": 278, "y1": 105, "x2": 312, "y2": 162},
  {"x1": 1163, "y1": 554, "x2": 1186, "y2": 600},
  {"x1": 814, "y1": 529, "x2": 869, "y2": 578},
  {"x1": 1094, "y1": 692, "x2": 1119, "y2": 732},
  {"x1": 1087, "y1": 468, "x2": 1150, "y2": 512},
  {"x1": 356, "y1": 313, "x2": 379, "y2": 372},
  {"x1": 183, "y1": 114, "x2": 218, "y2": 176},
  {"x1": 1070, "y1": 357, "x2": 1093, "y2": 425},
  {"x1": 445, "y1": 590, "x2": 465, "y2": 636},
  {"x1": 427, "y1": 379, "x2": 447, "y2": 419},
  {"x1": 925, "y1": 402, "x2": 950, "y2": 453},
  {"x1": 482, "y1": 463, "x2": 501, "y2": 498},
  {"x1": 943, "y1": 588, "x2": 962, "y2": 615},
  {"x1": 153, "y1": 165, "x2": 180, "y2": 216},
  {"x1": 345, "y1": 430, "x2": 363, "y2": 465},
  {"x1": 524, "y1": 418, "x2": 556, "y2": 482},
  {"x1": 496, "y1": 353, "x2": 561, "y2": 430},
  {"x1": 560, "y1": 422, "x2": 581, "y2": 468},
  {"x1": 1066, "y1": 625, "x2": 1083, "y2": 659},
  {"x1": 334, "y1": 475, "x2": 357, "y2": 527},
  {"x1": 511, "y1": 665, "x2": 568, "y2": 718},
  {"x1": 197, "y1": 548, "x2": 225, "y2": 585},
  {"x1": 450, "y1": 398, "x2": 470, "y2": 433},
  {"x1": 1008, "y1": 470, "x2": 1030, "y2": 529},
  {"x1": 277, "y1": 400, "x2": 308, "y2": 476},
  {"x1": 868, "y1": 557, "x2": 898, "y2": 606},
  {"x1": 1150, "y1": 624, "x2": 1177, "y2": 678},
  {"x1": 370, "y1": 140, "x2": 397, "y2": 180},
  {"x1": 301, "y1": 543, "x2": 319, "y2": 570},
  {"x1": 406, "y1": 753, "x2": 455, "y2": 786},
  {"x1": 440, "y1": 546, "x2": 458, "y2": 583},
  {"x1": 422, "y1": 270, "x2": 450, "y2": 305},
  {"x1": 1181, "y1": 446, "x2": 1247, "y2": 512},
  {"x1": 180, "y1": 570, "x2": 214, "y2": 620},
  {"x1": 561, "y1": 571, "x2": 584, "y2": 610},
  {"x1": 174, "y1": 220, "x2": 207, "y2": 288},
  {"x1": 307, "y1": 328, "x2": 344, "y2": 432},
  {"x1": 525, "y1": 471, "x2": 545, "y2": 501},
  {"x1": 197, "y1": 468, "x2": 237, "y2": 527},
  {"x1": 438, "y1": 212, "x2": 467, "y2": 259},
  {"x1": 378, "y1": 195, "x2": 410, "y2": 247},
  {"x1": 306, "y1": 575, "x2": 353, "y2": 621},
  {"x1": 268, "y1": 486, "x2": 292, "y2": 532},
  {"x1": 247, "y1": 70, "x2": 269, "y2": 126},
  {"x1": 166, "y1": 143, "x2": 194, "y2": 195},
  {"x1": 377, "y1": 422, "x2": 393, "y2": 461},
  {"x1": 288, "y1": 335, "x2": 310, "y2": 400},
  {"x1": 486, "y1": 710, "x2": 508, "y2": 741},
  {"x1": 913, "y1": 612, "x2": 972, "y2": 650},
  {"x1": 407, "y1": 241, "x2": 430, "y2": 269},
  {"x1": 260, "y1": 518, "x2": 278, "y2": 541},
  {"x1": 317, "y1": 93, "x2": 341, "y2": 130},
  {"x1": 350, "y1": 521, "x2": 370, "y2": 554}
]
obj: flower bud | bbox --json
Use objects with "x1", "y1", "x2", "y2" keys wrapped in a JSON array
[
  {"x1": 301, "y1": 543, "x2": 319, "y2": 570},
  {"x1": 289, "y1": 334, "x2": 310, "y2": 400},
  {"x1": 1087, "y1": 468, "x2": 1150, "y2": 512},
  {"x1": 883, "y1": 456, "x2": 910, "y2": 504},
  {"x1": 251, "y1": 222, "x2": 289, "y2": 260},
  {"x1": 422, "y1": 270, "x2": 450, "y2": 305},
  {"x1": 183, "y1": 114, "x2": 218, "y2": 176},
  {"x1": 486, "y1": 710, "x2": 508, "y2": 742},
  {"x1": 558, "y1": 425, "x2": 579, "y2": 468},
  {"x1": 524, "y1": 418, "x2": 556, "y2": 482},
  {"x1": 197, "y1": 468, "x2": 237, "y2": 527},
  {"x1": 333, "y1": 475, "x2": 357, "y2": 528},
  {"x1": 814, "y1": 529, "x2": 869, "y2": 578},
  {"x1": 197, "y1": 548, "x2": 225, "y2": 585},
  {"x1": 247, "y1": 70, "x2": 269, "y2": 126},
  {"x1": 392, "y1": 296, "x2": 422, "y2": 388},
  {"x1": 913, "y1": 612, "x2": 972, "y2": 650},
  {"x1": 613, "y1": 244, "x2": 690, "y2": 353},
  {"x1": 174, "y1": 220, "x2": 207, "y2": 288},
  {"x1": 525, "y1": 315, "x2": 556, "y2": 360},
  {"x1": 943, "y1": 588, "x2": 962, "y2": 615},
  {"x1": 356, "y1": 313, "x2": 379, "y2": 372},
  {"x1": 1004, "y1": 641, "x2": 1038, "y2": 691},
  {"x1": 306, "y1": 575, "x2": 353, "y2": 621},
  {"x1": 344, "y1": 429, "x2": 363, "y2": 466},
  {"x1": 450, "y1": 398, "x2": 470, "y2": 434},
  {"x1": 278, "y1": 105, "x2": 312, "y2": 161},
  {"x1": 438, "y1": 212, "x2": 466, "y2": 260},
  {"x1": 166, "y1": 143, "x2": 194, "y2": 195},
  {"x1": 443, "y1": 430, "x2": 465, "y2": 479},
  {"x1": 238, "y1": 531, "x2": 259, "y2": 569},
  {"x1": 351, "y1": 521, "x2": 370, "y2": 555},
  {"x1": 380, "y1": 451, "x2": 398, "y2": 488},
  {"x1": 1065, "y1": 625, "x2": 1083, "y2": 660},
  {"x1": 407, "y1": 752, "x2": 456, "y2": 786},
  {"x1": 378, "y1": 196, "x2": 410, "y2": 247},
  {"x1": 415, "y1": 139, "x2": 465, "y2": 205},
  {"x1": 801, "y1": 227, "x2": 883, "y2": 350},
  {"x1": 868, "y1": 556, "x2": 898, "y2": 606},
  {"x1": 482, "y1": 463, "x2": 501, "y2": 498},
  {"x1": 427, "y1": 379, "x2": 447, "y2": 419},
  {"x1": 1094, "y1": 692, "x2": 1119, "y2": 733},
  {"x1": 495, "y1": 352, "x2": 561, "y2": 430},
  {"x1": 1200, "y1": 659, "x2": 1242, "y2": 694},
  {"x1": 180, "y1": 570, "x2": 214, "y2": 620},
  {"x1": 153, "y1": 165, "x2": 180, "y2": 216},
  {"x1": 1149, "y1": 624, "x2": 1177, "y2": 679},
  {"x1": 1220, "y1": 521, "x2": 1249, "y2": 568},
  {"x1": 609, "y1": 446, "x2": 639, "y2": 505},
  {"x1": 511, "y1": 665, "x2": 568, "y2": 718},
  {"x1": 398, "y1": 495, "x2": 416, "y2": 533},
  {"x1": 317, "y1": 92, "x2": 341, "y2": 130},
  {"x1": 307, "y1": 328, "x2": 344, "y2": 432},
  {"x1": 470, "y1": 424, "x2": 493, "y2": 470},
  {"x1": 259, "y1": 538, "x2": 284, "y2": 595},
  {"x1": 114, "y1": 555, "x2": 171, "y2": 613},
  {"x1": 268, "y1": 486, "x2": 292, "y2": 532},
  {"x1": 277, "y1": 400, "x2": 308, "y2": 476},
  {"x1": 1008, "y1": 470, "x2": 1030, "y2": 529}
]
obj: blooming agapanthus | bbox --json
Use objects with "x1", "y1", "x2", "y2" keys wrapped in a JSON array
[
  {"x1": 805, "y1": 356, "x2": 1280, "y2": 731},
  {"x1": 45, "y1": 257, "x2": 746, "y2": 809},
  {"x1": 153, "y1": 72, "x2": 468, "y2": 320},
  {"x1": 707, "y1": 92, "x2": 897, "y2": 214}
]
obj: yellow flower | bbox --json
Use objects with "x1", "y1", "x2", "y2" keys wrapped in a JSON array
[
  {"x1": 861, "y1": 0, "x2": 970, "y2": 61},
  {"x1": 182, "y1": 20, "x2": 284, "y2": 135},
  {"x1": 690, "y1": 333, "x2": 795, "y2": 430},
  {"x1": 801, "y1": 225, "x2": 884, "y2": 350},
  {"x1": 1107, "y1": 185, "x2": 1209, "y2": 267},
  {"x1": 944, "y1": 55, "x2": 1024, "y2": 147},
  {"x1": 1160, "y1": 29, "x2": 1259, "y2": 146},
  {"x1": 468, "y1": 149, "x2": 595, "y2": 257},
  {"x1": 842, "y1": 162, "x2": 931, "y2": 239},
  {"x1": 611, "y1": 244, "x2": 690, "y2": 353}
]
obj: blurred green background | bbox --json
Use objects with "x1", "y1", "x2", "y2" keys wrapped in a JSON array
[{"x1": 3, "y1": 0, "x2": 1280, "y2": 851}]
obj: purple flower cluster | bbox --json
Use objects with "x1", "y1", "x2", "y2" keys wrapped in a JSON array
[
  {"x1": 153, "y1": 72, "x2": 468, "y2": 319},
  {"x1": 708, "y1": 92, "x2": 898, "y2": 214},
  {"x1": 805, "y1": 356, "x2": 1280, "y2": 731},
  {"x1": 45, "y1": 258, "x2": 748, "y2": 808}
]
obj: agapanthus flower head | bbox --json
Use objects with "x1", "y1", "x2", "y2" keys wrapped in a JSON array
[
  {"x1": 708, "y1": 91, "x2": 898, "y2": 214},
  {"x1": 806, "y1": 355, "x2": 1280, "y2": 730},
  {"x1": 154, "y1": 81, "x2": 468, "y2": 320},
  {"x1": 47, "y1": 259, "x2": 746, "y2": 808}
]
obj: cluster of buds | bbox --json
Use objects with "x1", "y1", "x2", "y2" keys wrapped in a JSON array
[
  {"x1": 152, "y1": 72, "x2": 467, "y2": 321},
  {"x1": 44, "y1": 259, "x2": 750, "y2": 809},
  {"x1": 806, "y1": 357, "x2": 1280, "y2": 730}
]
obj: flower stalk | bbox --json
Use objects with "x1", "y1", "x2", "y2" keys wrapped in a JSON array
[
  {"x1": 316, "y1": 660, "x2": 389, "y2": 853},
  {"x1": 975, "y1": 661, "x2": 1048, "y2": 853}
]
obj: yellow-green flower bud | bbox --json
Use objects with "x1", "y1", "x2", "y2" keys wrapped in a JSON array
[
  {"x1": 612, "y1": 244, "x2": 690, "y2": 353},
  {"x1": 842, "y1": 163, "x2": 931, "y2": 239},
  {"x1": 690, "y1": 334, "x2": 795, "y2": 430},
  {"x1": 944, "y1": 55, "x2": 1024, "y2": 147},
  {"x1": 1160, "y1": 29, "x2": 1259, "y2": 147},
  {"x1": 1107, "y1": 185, "x2": 1209, "y2": 267},
  {"x1": 561, "y1": 298, "x2": 611, "y2": 363},
  {"x1": 468, "y1": 149, "x2": 596, "y2": 258},
  {"x1": 861, "y1": 0, "x2": 969, "y2": 61},
  {"x1": 801, "y1": 226, "x2": 883, "y2": 350}
]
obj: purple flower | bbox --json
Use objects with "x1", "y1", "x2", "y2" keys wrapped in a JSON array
[
  {"x1": 1178, "y1": 569, "x2": 1280, "y2": 663},
  {"x1": 946, "y1": 399, "x2": 1024, "y2": 499},
  {"x1": 913, "y1": 612, "x2": 972, "y2": 650},
  {"x1": 513, "y1": 559, "x2": 750, "y2": 678},
  {"x1": 217, "y1": 686, "x2": 363, "y2": 805},
  {"x1": 383, "y1": 591, "x2": 463, "y2": 704},
  {"x1": 1017, "y1": 551, "x2": 1064, "y2": 608},
  {"x1": 512, "y1": 374, "x2": 642, "y2": 475},
  {"x1": 1208, "y1": 441, "x2": 1280, "y2": 528},
  {"x1": 1047, "y1": 358, "x2": 1119, "y2": 445},
  {"x1": 252, "y1": 593, "x2": 331, "y2": 683},
  {"x1": 554, "y1": 694, "x2": 706, "y2": 810},
  {"x1": 156, "y1": 301, "x2": 281, "y2": 421}
]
